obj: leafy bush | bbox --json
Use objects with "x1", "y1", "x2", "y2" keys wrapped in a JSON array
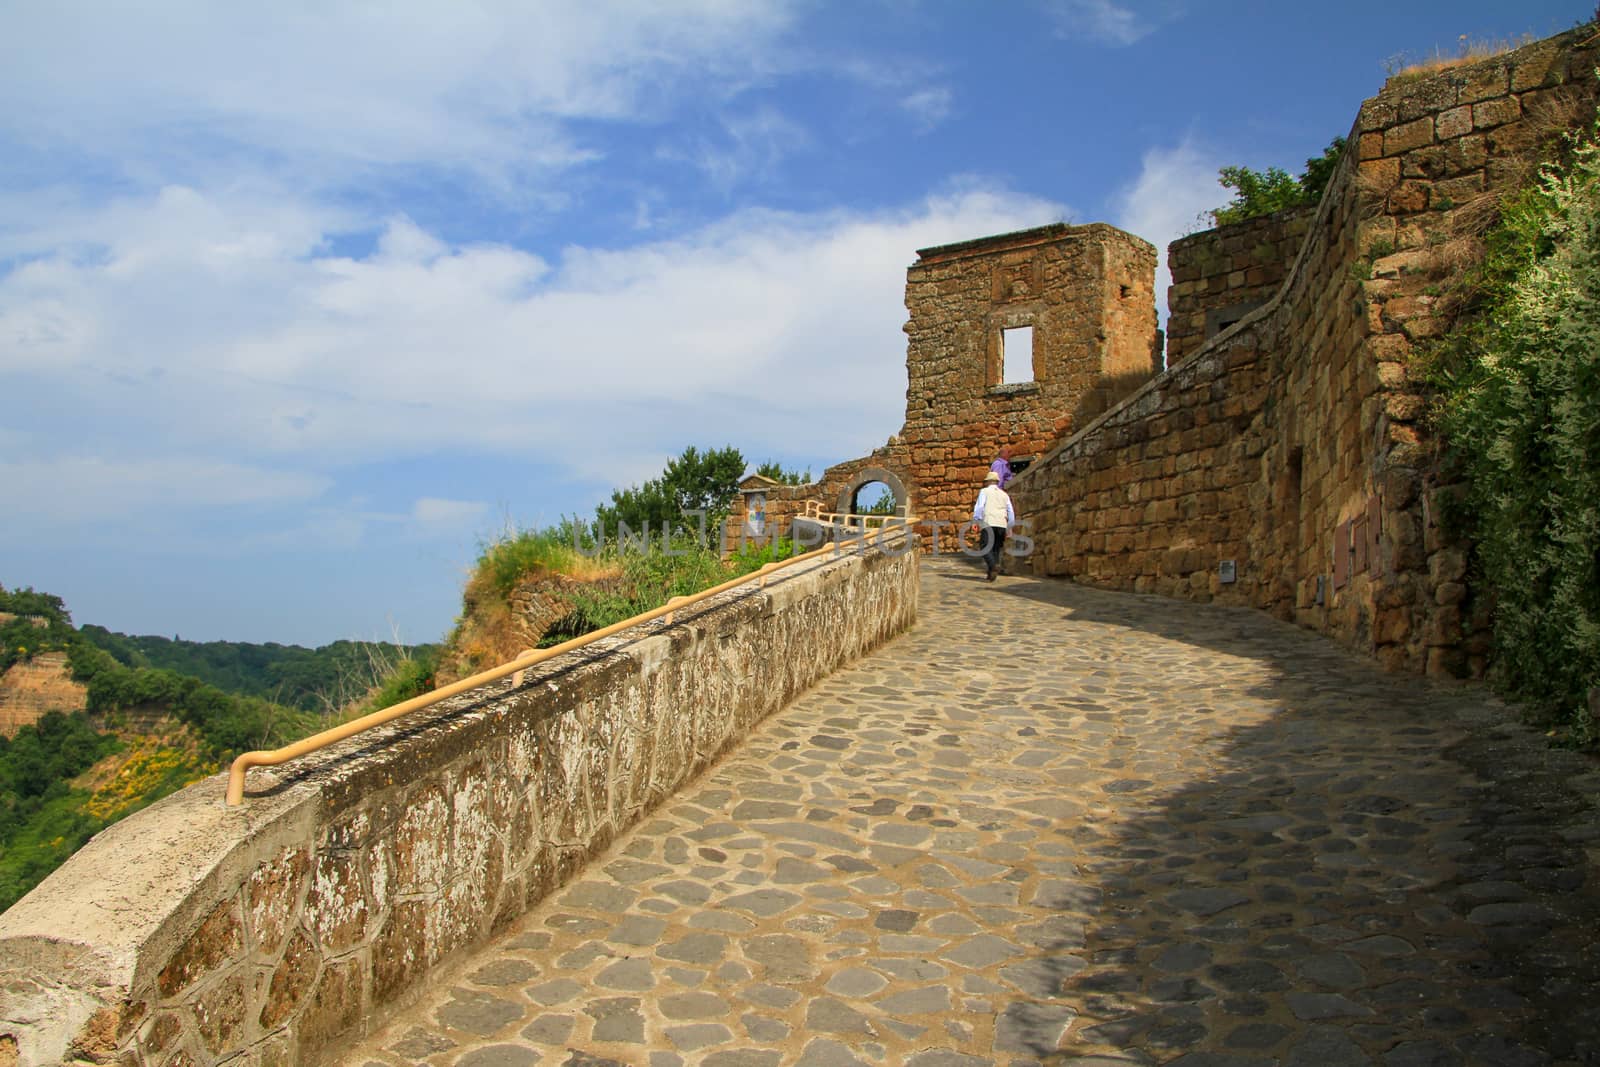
[
  {"x1": 361, "y1": 647, "x2": 440, "y2": 712},
  {"x1": 1209, "y1": 139, "x2": 1345, "y2": 227},
  {"x1": 1431, "y1": 110, "x2": 1600, "y2": 739},
  {"x1": 475, "y1": 525, "x2": 614, "y2": 600},
  {"x1": 726, "y1": 530, "x2": 812, "y2": 572},
  {"x1": 0, "y1": 711, "x2": 123, "y2": 912}
]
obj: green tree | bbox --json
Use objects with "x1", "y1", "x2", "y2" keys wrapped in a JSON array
[
  {"x1": 595, "y1": 445, "x2": 746, "y2": 536},
  {"x1": 1209, "y1": 138, "x2": 1346, "y2": 226},
  {"x1": 755, "y1": 460, "x2": 812, "y2": 485}
]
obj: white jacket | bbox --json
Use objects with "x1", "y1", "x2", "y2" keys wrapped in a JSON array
[{"x1": 973, "y1": 486, "x2": 1014, "y2": 528}]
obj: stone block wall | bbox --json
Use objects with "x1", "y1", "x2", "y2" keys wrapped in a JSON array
[
  {"x1": 1010, "y1": 25, "x2": 1599, "y2": 676},
  {"x1": 1165, "y1": 204, "x2": 1316, "y2": 366},
  {"x1": 0, "y1": 542, "x2": 918, "y2": 1066}
]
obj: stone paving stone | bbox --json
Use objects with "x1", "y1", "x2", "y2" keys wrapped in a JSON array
[
  {"x1": 343, "y1": 559, "x2": 1600, "y2": 1066},
  {"x1": 457, "y1": 1047, "x2": 541, "y2": 1067}
]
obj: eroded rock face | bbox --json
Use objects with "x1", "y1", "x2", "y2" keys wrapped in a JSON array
[
  {"x1": 0, "y1": 541, "x2": 917, "y2": 1067},
  {"x1": 0, "y1": 652, "x2": 86, "y2": 738}
]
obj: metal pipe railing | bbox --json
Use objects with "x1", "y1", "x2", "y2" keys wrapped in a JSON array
[{"x1": 224, "y1": 526, "x2": 910, "y2": 805}]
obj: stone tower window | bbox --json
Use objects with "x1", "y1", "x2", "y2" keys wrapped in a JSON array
[{"x1": 1002, "y1": 326, "x2": 1034, "y2": 385}]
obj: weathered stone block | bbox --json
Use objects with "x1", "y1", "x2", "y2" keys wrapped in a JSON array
[
  {"x1": 1435, "y1": 105, "x2": 1473, "y2": 140},
  {"x1": 1374, "y1": 607, "x2": 1411, "y2": 645},
  {"x1": 260, "y1": 928, "x2": 318, "y2": 1031},
  {"x1": 1512, "y1": 41, "x2": 1565, "y2": 91},
  {"x1": 1445, "y1": 133, "x2": 1489, "y2": 172},
  {"x1": 1395, "y1": 78, "x2": 1459, "y2": 122},
  {"x1": 158, "y1": 899, "x2": 243, "y2": 999},
  {"x1": 1429, "y1": 547, "x2": 1469, "y2": 585},
  {"x1": 193, "y1": 974, "x2": 247, "y2": 1056},
  {"x1": 307, "y1": 849, "x2": 367, "y2": 952},
  {"x1": 1384, "y1": 117, "x2": 1435, "y2": 155},
  {"x1": 1473, "y1": 96, "x2": 1521, "y2": 129},
  {"x1": 295, "y1": 958, "x2": 364, "y2": 1052},
  {"x1": 1387, "y1": 181, "x2": 1430, "y2": 214},
  {"x1": 246, "y1": 849, "x2": 309, "y2": 957},
  {"x1": 1423, "y1": 604, "x2": 1464, "y2": 647},
  {"x1": 1456, "y1": 60, "x2": 1510, "y2": 103}
]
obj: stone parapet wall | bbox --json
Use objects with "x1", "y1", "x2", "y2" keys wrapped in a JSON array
[
  {"x1": 0, "y1": 541, "x2": 919, "y2": 1066},
  {"x1": 1011, "y1": 25, "x2": 1599, "y2": 676},
  {"x1": 1165, "y1": 204, "x2": 1316, "y2": 366}
]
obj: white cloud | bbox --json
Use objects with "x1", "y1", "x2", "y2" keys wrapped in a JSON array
[
  {"x1": 0, "y1": 456, "x2": 329, "y2": 527},
  {"x1": 901, "y1": 87, "x2": 954, "y2": 132},
  {"x1": 1112, "y1": 135, "x2": 1226, "y2": 326},
  {"x1": 411, "y1": 497, "x2": 489, "y2": 528},
  {"x1": 0, "y1": 182, "x2": 1059, "y2": 534},
  {"x1": 1043, "y1": 0, "x2": 1162, "y2": 47},
  {"x1": 0, "y1": 2, "x2": 800, "y2": 190},
  {"x1": 661, "y1": 107, "x2": 814, "y2": 190}
]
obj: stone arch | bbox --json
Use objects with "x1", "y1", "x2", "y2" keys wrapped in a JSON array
[{"x1": 838, "y1": 466, "x2": 911, "y2": 517}]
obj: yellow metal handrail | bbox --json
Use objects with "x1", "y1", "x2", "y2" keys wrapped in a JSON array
[
  {"x1": 225, "y1": 527, "x2": 910, "y2": 806},
  {"x1": 812, "y1": 511, "x2": 906, "y2": 529}
]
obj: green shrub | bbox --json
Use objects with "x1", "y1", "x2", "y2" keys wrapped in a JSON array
[
  {"x1": 361, "y1": 649, "x2": 439, "y2": 712},
  {"x1": 477, "y1": 526, "x2": 597, "y2": 599},
  {"x1": 543, "y1": 538, "x2": 731, "y2": 643},
  {"x1": 1433, "y1": 110, "x2": 1600, "y2": 740},
  {"x1": 1209, "y1": 139, "x2": 1346, "y2": 227}
]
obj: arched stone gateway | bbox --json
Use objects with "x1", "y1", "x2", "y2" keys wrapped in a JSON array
[{"x1": 839, "y1": 467, "x2": 911, "y2": 517}]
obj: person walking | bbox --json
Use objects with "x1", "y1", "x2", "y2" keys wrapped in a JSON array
[
  {"x1": 971, "y1": 470, "x2": 1015, "y2": 582},
  {"x1": 989, "y1": 446, "x2": 1014, "y2": 489}
]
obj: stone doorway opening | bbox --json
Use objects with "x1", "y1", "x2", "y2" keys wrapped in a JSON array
[
  {"x1": 852, "y1": 481, "x2": 897, "y2": 515},
  {"x1": 839, "y1": 467, "x2": 910, "y2": 518}
]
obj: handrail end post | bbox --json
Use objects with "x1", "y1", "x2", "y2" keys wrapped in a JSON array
[{"x1": 226, "y1": 753, "x2": 257, "y2": 806}]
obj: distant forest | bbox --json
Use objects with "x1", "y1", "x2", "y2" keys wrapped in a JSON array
[
  {"x1": 0, "y1": 584, "x2": 438, "y2": 912},
  {"x1": 77, "y1": 626, "x2": 438, "y2": 713}
]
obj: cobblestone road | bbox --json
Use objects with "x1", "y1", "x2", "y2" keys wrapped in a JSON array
[{"x1": 348, "y1": 557, "x2": 1600, "y2": 1066}]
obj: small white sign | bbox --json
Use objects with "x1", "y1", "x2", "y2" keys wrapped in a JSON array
[{"x1": 1218, "y1": 559, "x2": 1237, "y2": 584}]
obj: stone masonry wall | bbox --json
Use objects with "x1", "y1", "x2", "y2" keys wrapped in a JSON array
[
  {"x1": 1010, "y1": 26, "x2": 1599, "y2": 676},
  {"x1": 1165, "y1": 204, "x2": 1316, "y2": 366},
  {"x1": 0, "y1": 542, "x2": 919, "y2": 1067}
]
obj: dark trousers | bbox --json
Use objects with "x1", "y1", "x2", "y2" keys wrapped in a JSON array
[{"x1": 982, "y1": 525, "x2": 1007, "y2": 574}]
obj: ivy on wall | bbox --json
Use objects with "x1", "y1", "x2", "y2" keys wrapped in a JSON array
[{"x1": 1431, "y1": 109, "x2": 1600, "y2": 740}]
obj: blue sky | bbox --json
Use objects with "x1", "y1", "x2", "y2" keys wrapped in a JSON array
[{"x1": 1, "y1": 1, "x2": 1586, "y2": 647}]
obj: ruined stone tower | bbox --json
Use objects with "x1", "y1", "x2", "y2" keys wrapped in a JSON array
[
  {"x1": 897, "y1": 222, "x2": 1160, "y2": 524},
  {"x1": 730, "y1": 220, "x2": 1161, "y2": 544}
]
